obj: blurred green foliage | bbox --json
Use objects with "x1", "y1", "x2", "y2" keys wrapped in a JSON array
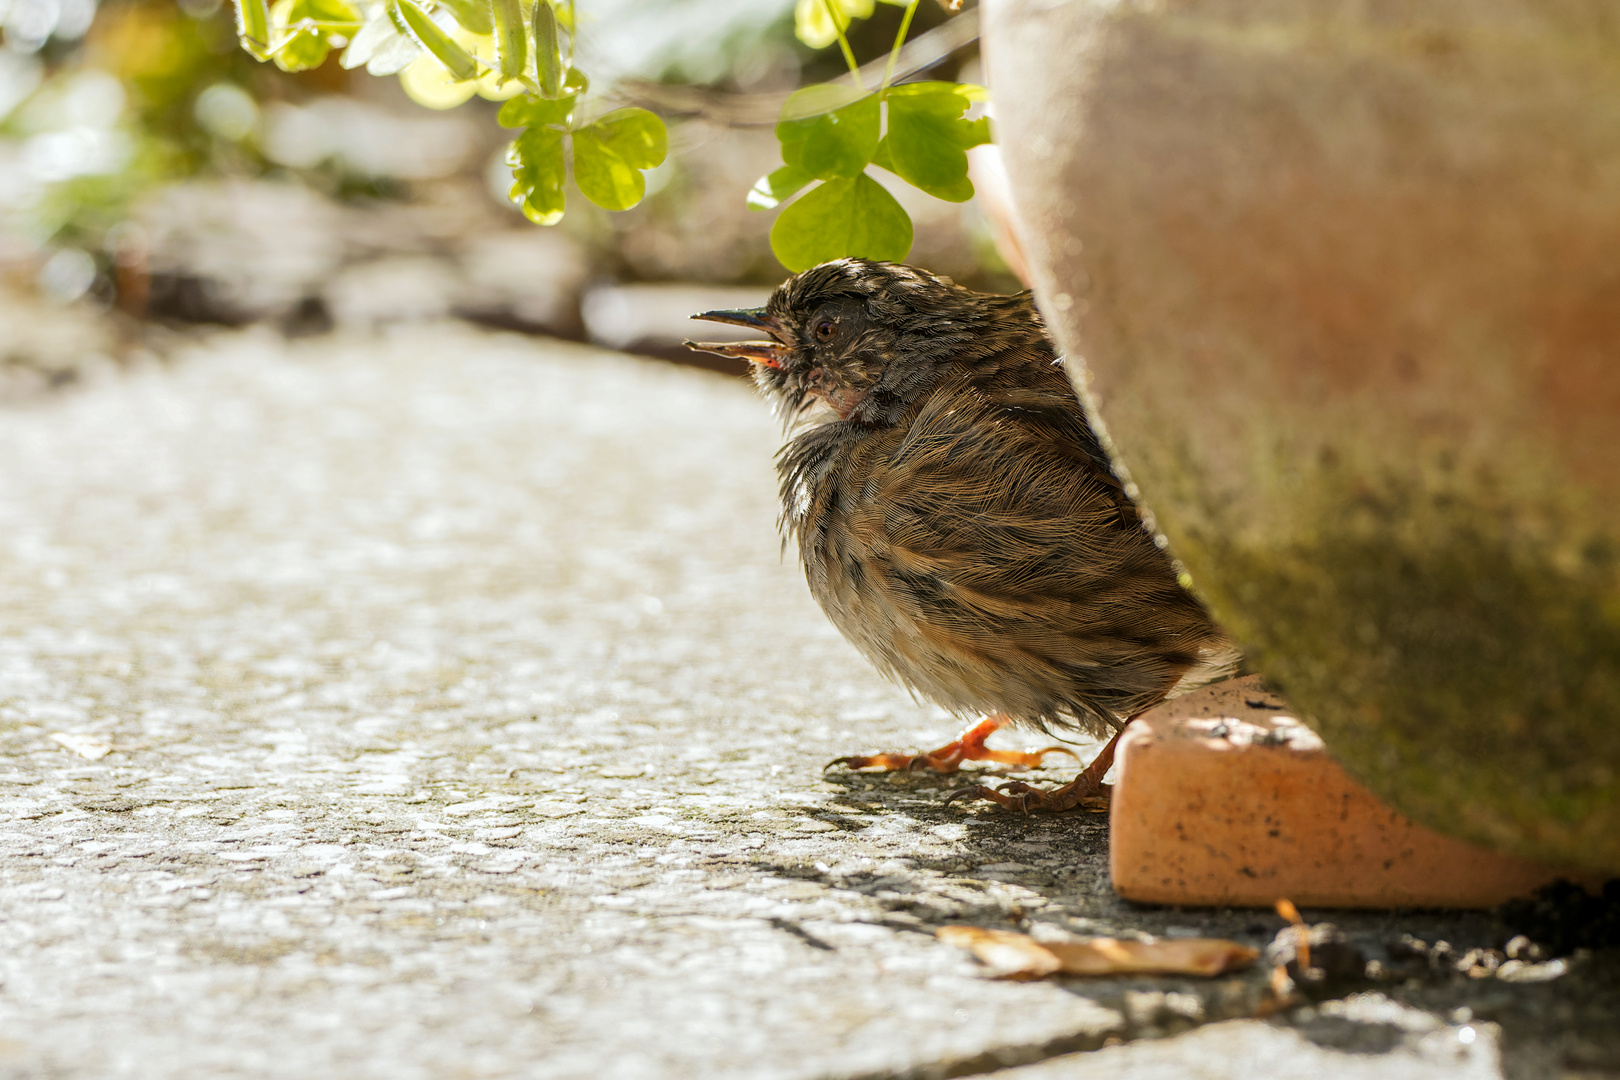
[
  {"x1": 2, "y1": 0, "x2": 308, "y2": 257},
  {"x1": 221, "y1": 0, "x2": 989, "y2": 270},
  {"x1": 2, "y1": 0, "x2": 993, "y2": 307}
]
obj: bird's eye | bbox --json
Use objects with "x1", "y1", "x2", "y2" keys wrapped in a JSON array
[{"x1": 813, "y1": 318, "x2": 837, "y2": 341}]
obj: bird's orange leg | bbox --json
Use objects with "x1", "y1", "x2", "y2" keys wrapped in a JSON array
[
  {"x1": 827, "y1": 714, "x2": 1076, "y2": 774},
  {"x1": 944, "y1": 719, "x2": 1132, "y2": 813}
]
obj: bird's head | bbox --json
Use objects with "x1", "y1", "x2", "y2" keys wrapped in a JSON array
[{"x1": 686, "y1": 259, "x2": 1010, "y2": 427}]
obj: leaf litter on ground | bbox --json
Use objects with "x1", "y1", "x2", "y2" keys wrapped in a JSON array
[{"x1": 937, "y1": 925, "x2": 1258, "y2": 980}]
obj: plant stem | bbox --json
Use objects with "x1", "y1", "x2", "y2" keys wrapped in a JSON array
[
  {"x1": 819, "y1": 0, "x2": 863, "y2": 89},
  {"x1": 881, "y1": 0, "x2": 919, "y2": 91}
]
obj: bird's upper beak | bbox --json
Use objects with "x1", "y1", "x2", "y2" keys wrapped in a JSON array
[{"x1": 685, "y1": 307, "x2": 788, "y2": 368}]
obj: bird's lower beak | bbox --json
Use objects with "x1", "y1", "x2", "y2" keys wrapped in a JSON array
[
  {"x1": 685, "y1": 307, "x2": 787, "y2": 369},
  {"x1": 683, "y1": 339, "x2": 787, "y2": 367}
]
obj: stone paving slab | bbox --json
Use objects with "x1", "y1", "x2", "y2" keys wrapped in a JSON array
[
  {"x1": 1004, "y1": 1011, "x2": 1501, "y2": 1080},
  {"x1": 0, "y1": 325, "x2": 1608, "y2": 1079}
]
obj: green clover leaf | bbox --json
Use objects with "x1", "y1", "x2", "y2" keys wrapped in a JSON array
[
  {"x1": 498, "y1": 91, "x2": 577, "y2": 130},
  {"x1": 777, "y1": 86, "x2": 879, "y2": 182},
  {"x1": 496, "y1": 69, "x2": 586, "y2": 127},
  {"x1": 777, "y1": 82, "x2": 869, "y2": 124},
  {"x1": 881, "y1": 81, "x2": 991, "y2": 203},
  {"x1": 572, "y1": 107, "x2": 668, "y2": 212},
  {"x1": 269, "y1": 0, "x2": 361, "y2": 72},
  {"x1": 769, "y1": 172, "x2": 912, "y2": 271},
  {"x1": 507, "y1": 126, "x2": 566, "y2": 225},
  {"x1": 747, "y1": 163, "x2": 814, "y2": 212}
]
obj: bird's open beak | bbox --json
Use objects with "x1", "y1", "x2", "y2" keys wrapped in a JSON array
[{"x1": 685, "y1": 307, "x2": 787, "y2": 369}]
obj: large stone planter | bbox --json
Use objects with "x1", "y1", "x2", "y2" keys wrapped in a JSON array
[{"x1": 983, "y1": 0, "x2": 1620, "y2": 872}]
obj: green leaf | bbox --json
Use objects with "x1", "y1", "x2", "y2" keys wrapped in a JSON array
[
  {"x1": 234, "y1": 0, "x2": 273, "y2": 58},
  {"x1": 271, "y1": 32, "x2": 329, "y2": 71},
  {"x1": 436, "y1": 0, "x2": 490, "y2": 33},
  {"x1": 793, "y1": 0, "x2": 873, "y2": 49},
  {"x1": 882, "y1": 81, "x2": 992, "y2": 202},
  {"x1": 490, "y1": 0, "x2": 525, "y2": 79},
  {"x1": 390, "y1": 0, "x2": 478, "y2": 80},
  {"x1": 572, "y1": 107, "x2": 668, "y2": 211},
  {"x1": 747, "y1": 164, "x2": 813, "y2": 212},
  {"x1": 778, "y1": 82, "x2": 869, "y2": 123},
  {"x1": 507, "y1": 126, "x2": 566, "y2": 225},
  {"x1": 769, "y1": 172, "x2": 912, "y2": 271},
  {"x1": 269, "y1": 0, "x2": 361, "y2": 72},
  {"x1": 803, "y1": 94, "x2": 879, "y2": 180},
  {"x1": 498, "y1": 91, "x2": 575, "y2": 128},
  {"x1": 497, "y1": 68, "x2": 585, "y2": 127},
  {"x1": 311, "y1": 0, "x2": 363, "y2": 35},
  {"x1": 870, "y1": 136, "x2": 895, "y2": 173},
  {"x1": 777, "y1": 91, "x2": 878, "y2": 182},
  {"x1": 532, "y1": 0, "x2": 562, "y2": 97}
]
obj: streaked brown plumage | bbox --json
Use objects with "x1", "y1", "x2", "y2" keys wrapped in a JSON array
[{"x1": 688, "y1": 259, "x2": 1239, "y2": 810}]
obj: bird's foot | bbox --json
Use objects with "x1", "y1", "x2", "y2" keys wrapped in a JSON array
[
  {"x1": 943, "y1": 774, "x2": 1111, "y2": 813},
  {"x1": 826, "y1": 715, "x2": 1075, "y2": 775},
  {"x1": 943, "y1": 723, "x2": 1127, "y2": 813}
]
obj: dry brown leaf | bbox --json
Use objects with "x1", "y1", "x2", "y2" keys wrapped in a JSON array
[
  {"x1": 938, "y1": 925, "x2": 1258, "y2": 979},
  {"x1": 1043, "y1": 937, "x2": 1259, "y2": 976},
  {"x1": 936, "y1": 926, "x2": 1061, "y2": 979}
]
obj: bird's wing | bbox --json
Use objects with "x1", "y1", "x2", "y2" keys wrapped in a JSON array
[{"x1": 812, "y1": 359, "x2": 1219, "y2": 727}]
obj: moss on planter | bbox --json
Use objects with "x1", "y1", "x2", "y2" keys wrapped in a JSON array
[{"x1": 1169, "y1": 466, "x2": 1620, "y2": 872}]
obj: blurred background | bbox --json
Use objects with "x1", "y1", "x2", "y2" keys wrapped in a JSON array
[{"x1": 0, "y1": 0, "x2": 1013, "y2": 393}]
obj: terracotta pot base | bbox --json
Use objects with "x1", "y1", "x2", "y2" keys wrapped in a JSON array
[{"x1": 1111, "y1": 677, "x2": 1598, "y2": 909}]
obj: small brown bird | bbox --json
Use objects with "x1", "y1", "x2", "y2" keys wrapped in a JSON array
[{"x1": 688, "y1": 260, "x2": 1240, "y2": 811}]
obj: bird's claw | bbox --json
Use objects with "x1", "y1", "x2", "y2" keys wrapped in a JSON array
[
  {"x1": 825, "y1": 752, "x2": 937, "y2": 773},
  {"x1": 943, "y1": 776, "x2": 1110, "y2": 814},
  {"x1": 943, "y1": 784, "x2": 990, "y2": 808},
  {"x1": 954, "y1": 787, "x2": 1034, "y2": 812},
  {"x1": 825, "y1": 718, "x2": 1078, "y2": 777},
  {"x1": 943, "y1": 783, "x2": 1032, "y2": 813}
]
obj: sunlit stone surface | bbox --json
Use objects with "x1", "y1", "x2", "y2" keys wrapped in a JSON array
[{"x1": 0, "y1": 325, "x2": 1599, "y2": 1078}]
